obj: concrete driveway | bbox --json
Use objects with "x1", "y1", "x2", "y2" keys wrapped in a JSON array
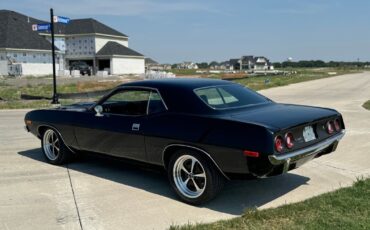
[{"x1": 1, "y1": 72, "x2": 369, "y2": 230}]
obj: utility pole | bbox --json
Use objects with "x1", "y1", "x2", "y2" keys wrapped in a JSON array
[{"x1": 50, "y1": 8, "x2": 59, "y2": 104}]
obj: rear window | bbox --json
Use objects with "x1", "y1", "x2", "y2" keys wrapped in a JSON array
[{"x1": 194, "y1": 84, "x2": 269, "y2": 109}]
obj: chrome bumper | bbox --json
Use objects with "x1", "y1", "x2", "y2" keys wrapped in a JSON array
[{"x1": 268, "y1": 130, "x2": 345, "y2": 173}]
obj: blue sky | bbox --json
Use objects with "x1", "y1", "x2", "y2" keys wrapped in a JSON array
[{"x1": 1, "y1": 0, "x2": 369, "y2": 63}]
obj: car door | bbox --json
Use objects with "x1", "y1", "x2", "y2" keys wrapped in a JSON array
[{"x1": 74, "y1": 88, "x2": 151, "y2": 161}]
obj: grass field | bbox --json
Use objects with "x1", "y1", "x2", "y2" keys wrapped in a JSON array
[
  {"x1": 0, "y1": 80, "x2": 121, "y2": 109},
  {"x1": 363, "y1": 100, "x2": 370, "y2": 110},
  {"x1": 170, "y1": 178, "x2": 370, "y2": 230},
  {"x1": 0, "y1": 67, "x2": 363, "y2": 109}
]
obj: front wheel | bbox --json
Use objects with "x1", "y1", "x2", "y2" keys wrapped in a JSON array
[
  {"x1": 41, "y1": 128, "x2": 73, "y2": 165},
  {"x1": 168, "y1": 150, "x2": 225, "y2": 205}
]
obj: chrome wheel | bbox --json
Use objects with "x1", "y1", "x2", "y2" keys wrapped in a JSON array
[
  {"x1": 173, "y1": 155, "x2": 206, "y2": 198},
  {"x1": 42, "y1": 129, "x2": 60, "y2": 161}
]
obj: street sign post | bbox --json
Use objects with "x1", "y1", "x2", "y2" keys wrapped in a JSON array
[
  {"x1": 32, "y1": 9, "x2": 70, "y2": 104},
  {"x1": 50, "y1": 8, "x2": 58, "y2": 104}
]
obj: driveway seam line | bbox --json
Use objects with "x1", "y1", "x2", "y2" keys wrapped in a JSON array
[{"x1": 66, "y1": 164, "x2": 83, "y2": 230}]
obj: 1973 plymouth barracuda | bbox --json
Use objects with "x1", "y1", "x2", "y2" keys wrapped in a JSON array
[{"x1": 24, "y1": 78, "x2": 345, "y2": 204}]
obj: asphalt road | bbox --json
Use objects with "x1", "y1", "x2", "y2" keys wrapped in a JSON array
[{"x1": 1, "y1": 72, "x2": 369, "y2": 230}]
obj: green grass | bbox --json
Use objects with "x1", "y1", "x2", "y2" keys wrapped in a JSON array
[
  {"x1": 170, "y1": 178, "x2": 370, "y2": 230},
  {"x1": 363, "y1": 100, "x2": 370, "y2": 110},
  {"x1": 0, "y1": 80, "x2": 120, "y2": 109}
]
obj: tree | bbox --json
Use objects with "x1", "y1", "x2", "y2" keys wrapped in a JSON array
[
  {"x1": 196, "y1": 62, "x2": 209, "y2": 69},
  {"x1": 209, "y1": 61, "x2": 219, "y2": 67}
]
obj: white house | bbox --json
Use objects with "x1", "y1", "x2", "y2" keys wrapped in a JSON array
[
  {"x1": 178, "y1": 62, "x2": 199, "y2": 69},
  {"x1": 0, "y1": 10, "x2": 145, "y2": 76},
  {"x1": 228, "y1": 56, "x2": 274, "y2": 71}
]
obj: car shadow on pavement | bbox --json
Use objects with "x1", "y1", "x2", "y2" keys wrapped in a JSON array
[{"x1": 19, "y1": 148, "x2": 310, "y2": 215}]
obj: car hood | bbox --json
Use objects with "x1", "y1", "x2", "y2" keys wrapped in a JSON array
[
  {"x1": 56, "y1": 102, "x2": 95, "y2": 112},
  {"x1": 226, "y1": 103, "x2": 338, "y2": 130}
]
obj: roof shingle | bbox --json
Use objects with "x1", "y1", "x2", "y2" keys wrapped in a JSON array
[
  {"x1": 65, "y1": 18, "x2": 128, "y2": 37},
  {"x1": 96, "y1": 41, "x2": 143, "y2": 57},
  {"x1": 0, "y1": 10, "x2": 55, "y2": 51}
]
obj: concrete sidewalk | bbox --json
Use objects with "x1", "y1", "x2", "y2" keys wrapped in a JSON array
[{"x1": 0, "y1": 72, "x2": 369, "y2": 230}]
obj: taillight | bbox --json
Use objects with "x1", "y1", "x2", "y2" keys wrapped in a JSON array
[
  {"x1": 274, "y1": 136, "x2": 284, "y2": 153},
  {"x1": 285, "y1": 133, "x2": 294, "y2": 149},
  {"x1": 334, "y1": 119, "x2": 341, "y2": 131},
  {"x1": 326, "y1": 121, "x2": 334, "y2": 134},
  {"x1": 243, "y1": 150, "x2": 260, "y2": 158}
]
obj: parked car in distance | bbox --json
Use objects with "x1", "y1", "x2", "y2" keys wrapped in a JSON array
[
  {"x1": 24, "y1": 78, "x2": 345, "y2": 204},
  {"x1": 69, "y1": 61, "x2": 91, "y2": 76}
]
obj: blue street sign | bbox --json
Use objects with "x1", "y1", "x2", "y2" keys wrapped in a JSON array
[
  {"x1": 53, "y1": 16, "x2": 70, "y2": 24},
  {"x1": 32, "y1": 23, "x2": 51, "y2": 31}
]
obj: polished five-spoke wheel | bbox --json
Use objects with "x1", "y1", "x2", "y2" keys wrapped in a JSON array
[
  {"x1": 168, "y1": 150, "x2": 225, "y2": 205},
  {"x1": 43, "y1": 129, "x2": 60, "y2": 161},
  {"x1": 173, "y1": 155, "x2": 206, "y2": 198},
  {"x1": 41, "y1": 128, "x2": 73, "y2": 165}
]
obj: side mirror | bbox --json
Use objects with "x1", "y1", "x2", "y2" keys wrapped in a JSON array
[{"x1": 94, "y1": 105, "x2": 103, "y2": 117}]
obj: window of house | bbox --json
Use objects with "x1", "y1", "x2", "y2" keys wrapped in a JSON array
[
  {"x1": 23, "y1": 53, "x2": 27, "y2": 56},
  {"x1": 14, "y1": 54, "x2": 17, "y2": 57}
]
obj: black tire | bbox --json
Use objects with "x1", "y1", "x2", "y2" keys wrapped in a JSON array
[
  {"x1": 41, "y1": 128, "x2": 73, "y2": 165},
  {"x1": 167, "y1": 149, "x2": 225, "y2": 205}
]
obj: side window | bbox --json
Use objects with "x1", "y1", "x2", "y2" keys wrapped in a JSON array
[
  {"x1": 148, "y1": 91, "x2": 166, "y2": 114},
  {"x1": 102, "y1": 89, "x2": 150, "y2": 116}
]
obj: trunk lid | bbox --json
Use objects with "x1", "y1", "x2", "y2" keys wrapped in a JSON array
[{"x1": 227, "y1": 103, "x2": 338, "y2": 130}]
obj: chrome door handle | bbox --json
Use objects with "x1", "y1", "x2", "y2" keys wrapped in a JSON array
[{"x1": 132, "y1": 123, "x2": 140, "y2": 131}]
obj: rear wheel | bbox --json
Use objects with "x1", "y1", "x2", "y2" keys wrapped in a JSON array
[
  {"x1": 168, "y1": 150, "x2": 225, "y2": 205},
  {"x1": 41, "y1": 128, "x2": 73, "y2": 165}
]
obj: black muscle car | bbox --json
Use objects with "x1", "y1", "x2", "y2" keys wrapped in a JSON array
[{"x1": 24, "y1": 78, "x2": 345, "y2": 204}]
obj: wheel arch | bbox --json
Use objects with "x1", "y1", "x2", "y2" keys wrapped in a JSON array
[
  {"x1": 162, "y1": 144, "x2": 230, "y2": 180},
  {"x1": 37, "y1": 124, "x2": 76, "y2": 154}
]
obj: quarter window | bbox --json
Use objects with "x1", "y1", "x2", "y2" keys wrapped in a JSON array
[{"x1": 148, "y1": 91, "x2": 166, "y2": 114}]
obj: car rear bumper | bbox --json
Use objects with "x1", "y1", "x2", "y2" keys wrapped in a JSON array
[{"x1": 268, "y1": 130, "x2": 345, "y2": 173}]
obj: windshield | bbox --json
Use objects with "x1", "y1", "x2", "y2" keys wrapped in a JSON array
[{"x1": 194, "y1": 84, "x2": 270, "y2": 109}]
